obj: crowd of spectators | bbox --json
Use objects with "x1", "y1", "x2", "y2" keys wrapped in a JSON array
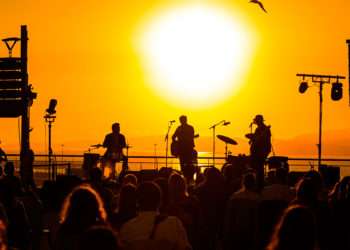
[{"x1": 0, "y1": 160, "x2": 349, "y2": 250}]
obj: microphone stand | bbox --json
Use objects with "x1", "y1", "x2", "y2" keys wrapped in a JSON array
[
  {"x1": 165, "y1": 121, "x2": 175, "y2": 168},
  {"x1": 209, "y1": 120, "x2": 225, "y2": 167}
]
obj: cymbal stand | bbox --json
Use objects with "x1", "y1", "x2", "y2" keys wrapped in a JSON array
[{"x1": 209, "y1": 120, "x2": 225, "y2": 167}]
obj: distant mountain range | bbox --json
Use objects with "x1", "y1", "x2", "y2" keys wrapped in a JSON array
[{"x1": 3, "y1": 130, "x2": 349, "y2": 158}]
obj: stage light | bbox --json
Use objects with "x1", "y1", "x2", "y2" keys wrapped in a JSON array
[
  {"x1": 299, "y1": 81, "x2": 308, "y2": 93},
  {"x1": 46, "y1": 99, "x2": 57, "y2": 115},
  {"x1": 2, "y1": 37, "x2": 20, "y2": 57},
  {"x1": 331, "y1": 82, "x2": 343, "y2": 101}
]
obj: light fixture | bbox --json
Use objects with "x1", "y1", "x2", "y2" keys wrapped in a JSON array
[
  {"x1": 2, "y1": 37, "x2": 20, "y2": 57},
  {"x1": 331, "y1": 81, "x2": 343, "y2": 101},
  {"x1": 298, "y1": 81, "x2": 308, "y2": 93},
  {"x1": 46, "y1": 99, "x2": 57, "y2": 115}
]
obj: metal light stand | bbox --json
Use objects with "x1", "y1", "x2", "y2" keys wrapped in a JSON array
[
  {"x1": 296, "y1": 73, "x2": 346, "y2": 169},
  {"x1": 165, "y1": 121, "x2": 175, "y2": 168},
  {"x1": 44, "y1": 114, "x2": 56, "y2": 180},
  {"x1": 209, "y1": 120, "x2": 226, "y2": 166},
  {"x1": 346, "y1": 40, "x2": 350, "y2": 106}
]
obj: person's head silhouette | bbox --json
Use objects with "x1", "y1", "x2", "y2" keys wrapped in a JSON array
[
  {"x1": 267, "y1": 205, "x2": 316, "y2": 250},
  {"x1": 253, "y1": 114, "x2": 264, "y2": 126},
  {"x1": 136, "y1": 181, "x2": 162, "y2": 211},
  {"x1": 179, "y1": 115, "x2": 187, "y2": 125},
  {"x1": 60, "y1": 184, "x2": 107, "y2": 228},
  {"x1": 112, "y1": 123, "x2": 120, "y2": 134}
]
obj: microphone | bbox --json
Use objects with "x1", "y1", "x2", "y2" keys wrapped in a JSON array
[
  {"x1": 223, "y1": 121, "x2": 231, "y2": 126},
  {"x1": 249, "y1": 122, "x2": 253, "y2": 128},
  {"x1": 170, "y1": 120, "x2": 176, "y2": 123}
]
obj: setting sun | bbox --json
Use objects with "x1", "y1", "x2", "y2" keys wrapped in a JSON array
[{"x1": 138, "y1": 4, "x2": 256, "y2": 108}]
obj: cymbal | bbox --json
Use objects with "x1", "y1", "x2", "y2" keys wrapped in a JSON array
[{"x1": 217, "y1": 135, "x2": 238, "y2": 145}]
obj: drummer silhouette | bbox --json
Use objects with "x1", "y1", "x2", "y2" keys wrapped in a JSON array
[{"x1": 102, "y1": 123, "x2": 128, "y2": 178}]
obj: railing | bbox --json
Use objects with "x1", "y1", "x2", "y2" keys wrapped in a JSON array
[{"x1": 5, "y1": 154, "x2": 350, "y2": 186}]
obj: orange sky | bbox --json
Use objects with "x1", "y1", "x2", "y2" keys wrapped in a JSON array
[{"x1": 0, "y1": 0, "x2": 350, "y2": 157}]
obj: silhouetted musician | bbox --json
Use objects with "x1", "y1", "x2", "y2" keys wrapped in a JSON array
[
  {"x1": 245, "y1": 114, "x2": 271, "y2": 190},
  {"x1": 172, "y1": 115, "x2": 196, "y2": 181},
  {"x1": 102, "y1": 123, "x2": 127, "y2": 178}
]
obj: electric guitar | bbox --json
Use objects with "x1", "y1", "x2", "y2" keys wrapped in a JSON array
[{"x1": 171, "y1": 134, "x2": 199, "y2": 157}]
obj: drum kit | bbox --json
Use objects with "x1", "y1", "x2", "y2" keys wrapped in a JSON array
[
  {"x1": 216, "y1": 134, "x2": 238, "y2": 158},
  {"x1": 83, "y1": 143, "x2": 132, "y2": 177}
]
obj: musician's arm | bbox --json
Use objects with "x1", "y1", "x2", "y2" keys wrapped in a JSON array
[
  {"x1": 121, "y1": 135, "x2": 127, "y2": 148},
  {"x1": 102, "y1": 135, "x2": 109, "y2": 148}
]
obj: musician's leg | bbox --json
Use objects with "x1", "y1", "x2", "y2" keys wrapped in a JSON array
[
  {"x1": 252, "y1": 156, "x2": 265, "y2": 191},
  {"x1": 122, "y1": 155, "x2": 128, "y2": 172},
  {"x1": 183, "y1": 152, "x2": 195, "y2": 183},
  {"x1": 179, "y1": 155, "x2": 186, "y2": 172},
  {"x1": 110, "y1": 160, "x2": 117, "y2": 179},
  {"x1": 118, "y1": 156, "x2": 128, "y2": 182}
]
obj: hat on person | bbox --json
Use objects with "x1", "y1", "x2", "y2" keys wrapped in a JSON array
[{"x1": 254, "y1": 114, "x2": 264, "y2": 123}]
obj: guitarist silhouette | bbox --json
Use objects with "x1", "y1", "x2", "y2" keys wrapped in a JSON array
[
  {"x1": 245, "y1": 114, "x2": 271, "y2": 190},
  {"x1": 172, "y1": 115, "x2": 197, "y2": 181}
]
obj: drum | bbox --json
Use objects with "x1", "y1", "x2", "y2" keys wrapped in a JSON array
[
  {"x1": 82, "y1": 153, "x2": 100, "y2": 171},
  {"x1": 267, "y1": 156, "x2": 289, "y2": 171}
]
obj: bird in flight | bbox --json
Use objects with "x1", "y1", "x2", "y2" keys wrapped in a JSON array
[{"x1": 250, "y1": 0, "x2": 267, "y2": 13}]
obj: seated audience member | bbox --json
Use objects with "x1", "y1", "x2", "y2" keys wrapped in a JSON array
[
  {"x1": 78, "y1": 226, "x2": 121, "y2": 250},
  {"x1": 158, "y1": 167, "x2": 174, "y2": 180},
  {"x1": 55, "y1": 185, "x2": 107, "y2": 250},
  {"x1": 223, "y1": 173, "x2": 260, "y2": 250},
  {"x1": 89, "y1": 167, "x2": 114, "y2": 216},
  {"x1": 167, "y1": 173, "x2": 200, "y2": 250},
  {"x1": 221, "y1": 163, "x2": 243, "y2": 197},
  {"x1": 2, "y1": 162, "x2": 22, "y2": 196},
  {"x1": 266, "y1": 205, "x2": 317, "y2": 250},
  {"x1": 154, "y1": 177, "x2": 169, "y2": 213},
  {"x1": 122, "y1": 173, "x2": 138, "y2": 186},
  {"x1": 120, "y1": 181, "x2": 191, "y2": 250},
  {"x1": 0, "y1": 182, "x2": 30, "y2": 250},
  {"x1": 230, "y1": 172, "x2": 260, "y2": 201},
  {"x1": 110, "y1": 184, "x2": 137, "y2": 230},
  {"x1": 193, "y1": 167, "x2": 226, "y2": 250},
  {"x1": 328, "y1": 176, "x2": 350, "y2": 250},
  {"x1": 291, "y1": 177, "x2": 332, "y2": 250},
  {"x1": 291, "y1": 177, "x2": 318, "y2": 207},
  {"x1": 305, "y1": 170, "x2": 328, "y2": 201},
  {"x1": 262, "y1": 167, "x2": 294, "y2": 201}
]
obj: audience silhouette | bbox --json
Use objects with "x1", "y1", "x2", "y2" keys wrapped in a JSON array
[{"x1": 0, "y1": 159, "x2": 349, "y2": 250}]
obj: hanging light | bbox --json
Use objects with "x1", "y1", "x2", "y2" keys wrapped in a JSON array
[
  {"x1": 299, "y1": 81, "x2": 308, "y2": 93},
  {"x1": 2, "y1": 37, "x2": 20, "y2": 58},
  {"x1": 331, "y1": 81, "x2": 343, "y2": 101}
]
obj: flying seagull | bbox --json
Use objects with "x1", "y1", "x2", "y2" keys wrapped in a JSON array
[{"x1": 250, "y1": 0, "x2": 267, "y2": 13}]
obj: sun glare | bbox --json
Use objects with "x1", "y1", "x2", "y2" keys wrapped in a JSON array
[{"x1": 138, "y1": 4, "x2": 255, "y2": 108}]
